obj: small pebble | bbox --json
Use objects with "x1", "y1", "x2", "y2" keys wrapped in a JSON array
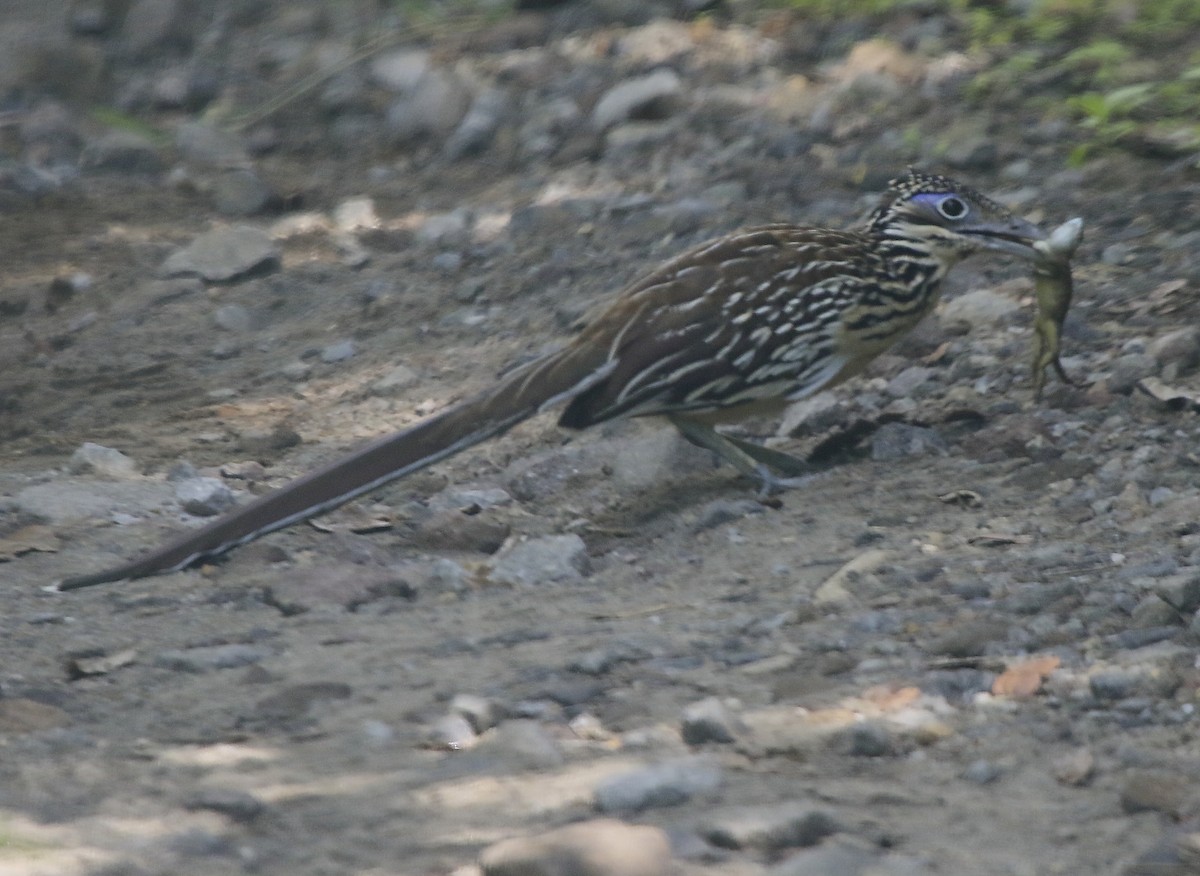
[
  {"x1": 321, "y1": 340, "x2": 357, "y2": 363},
  {"x1": 426, "y1": 714, "x2": 478, "y2": 751},
  {"x1": 213, "y1": 303, "x2": 255, "y2": 332},
  {"x1": 963, "y1": 759, "x2": 1002, "y2": 784},
  {"x1": 185, "y1": 788, "x2": 267, "y2": 823},
  {"x1": 835, "y1": 722, "x2": 895, "y2": 757},
  {"x1": 680, "y1": 697, "x2": 741, "y2": 745},
  {"x1": 174, "y1": 477, "x2": 236, "y2": 516},
  {"x1": 451, "y1": 694, "x2": 499, "y2": 733},
  {"x1": 68, "y1": 442, "x2": 138, "y2": 478},
  {"x1": 488, "y1": 534, "x2": 590, "y2": 587},
  {"x1": 594, "y1": 757, "x2": 722, "y2": 813}
]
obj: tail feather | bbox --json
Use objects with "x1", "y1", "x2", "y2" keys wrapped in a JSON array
[{"x1": 56, "y1": 344, "x2": 609, "y2": 591}]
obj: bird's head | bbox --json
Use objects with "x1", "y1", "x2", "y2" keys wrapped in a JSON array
[{"x1": 866, "y1": 169, "x2": 1046, "y2": 262}]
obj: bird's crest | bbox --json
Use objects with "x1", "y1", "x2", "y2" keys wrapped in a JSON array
[{"x1": 865, "y1": 167, "x2": 1010, "y2": 232}]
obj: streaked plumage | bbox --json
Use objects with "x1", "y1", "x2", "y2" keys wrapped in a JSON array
[{"x1": 56, "y1": 169, "x2": 1047, "y2": 590}]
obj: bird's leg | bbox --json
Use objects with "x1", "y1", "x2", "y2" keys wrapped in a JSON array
[
  {"x1": 717, "y1": 433, "x2": 814, "y2": 477},
  {"x1": 667, "y1": 415, "x2": 818, "y2": 497}
]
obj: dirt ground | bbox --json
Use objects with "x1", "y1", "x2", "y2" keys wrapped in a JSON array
[{"x1": 2, "y1": 3, "x2": 1200, "y2": 875}]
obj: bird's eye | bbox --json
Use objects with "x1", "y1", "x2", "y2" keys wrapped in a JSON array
[{"x1": 938, "y1": 196, "x2": 968, "y2": 219}]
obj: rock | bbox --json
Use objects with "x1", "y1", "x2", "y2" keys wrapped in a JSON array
[
  {"x1": 446, "y1": 88, "x2": 508, "y2": 160},
  {"x1": 213, "y1": 303, "x2": 255, "y2": 332},
  {"x1": 702, "y1": 804, "x2": 841, "y2": 852},
  {"x1": 426, "y1": 557, "x2": 471, "y2": 594},
  {"x1": 432, "y1": 251, "x2": 463, "y2": 273},
  {"x1": 385, "y1": 70, "x2": 472, "y2": 144},
  {"x1": 416, "y1": 209, "x2": 471, "y2": 246},
  {"x1": 1155, "y1": 572, "x2": 1200, "y2": 614},
  {"x1": 593, "y1": 757, "x2": 722, "y2": 812},
  {"x1": 479, "y1": 819, "x2": 671, "y2": 876},
  {"x1": 488, "y1": 534, "x2": 590, "y2": 586},
  {"x1": 1053, "y1": 748, "x2": 1096, "y2": 786},
  {"x1": 1101, "y1": 242, "x2": 1135, "y2": 265},
  {"x1": 781, "y1": 392, "x2": 845, "y2": 436},
  {"x1": 692, "y1": 499, "x2": 765, "y2": 533},
  {"x1": 162, "y1": 226, "x2": 279, "y2": 282},
  {"x1": 16, "y1": 480, "x2": 173, "y2": 524},
  {"x1": 68, "y1": 442, "x2": 138, "y2": 477},
  {"x1": 834, "y1": 721, "x2": 895, "y2": 757},
  {"x1": 962, "y1": 759, "x2": 1002, "y2": 784},
  {"x1": 361, "y1": 719, "x2": 396, "y2": 747},
  {"x1": 767, "y1": 836, "x2": 882, "y2": 876},
  {"x1": 681, "y1": 697, "x2": 742, "y2": 745},
  {"x1": 1088, "y1": 669, "x2": 1138, "y2": 701},
  {"x1": 333, "y1": 197, "x2": 379, "y2": 232},
  {"x1": 937, "y1": 119, "x2": 998, "y2": 174},
  {"x1": 155, "y1": 645, "x2": 270, "y2": 673},
  {"x1": 1130, "y1": 595, "x2": 1180, "y2": 629},
  {"x1": 1148, "y1": 327, "x2": 1200, "y2": 374},
  {"x1": 264, "y1": 565, "x2": 416, "y2": 613},
  {"x1": 408, "y1": 511, "x2": 510, "y2": 554},
  {"x1": 121, "y1": 0, "x2": 188, "y2": 59},
  {"x1": 426, "y1": 713, "x2": 478, "y2": 751},
  {"x1": 474, "y1": 719, "x2": 564, "y2": 770},
  {"x1": 450, "y1": 694, "x2": 500, "y2": 733},
  {"x1": 885, "y1": 366, "x2": 935, "y2": 399},
  {"x1": 1106, "y1": 353, "x2": 1158, "y2": 394},
  {"x1": 253, "y1": 682, "x2": 354, "y2": 725},
  {"x1": 940, "y1": 288, "x2": 1019, "y2": 328},
  {"x1": 280, "y1": 360, "x2": 312, "y2": 381},
  {"x1": 320, "y1": 340, "x2": 357, "y2": 363},
  {"x1": 870, "y1": 423, "x2": 947, "y2": 461},
  {"x1": 185, "y1": 788, "x2": 267, "y2": 823},
  {"x1": 81, "y1": 130, "x2": 163, "y2": 174},
  {"x1": 46, "y1": 272, "x2": 92, "y2": 311},
  {"x1": 176, "y1": 121, "x2": 250, "y2": 166},
  {"x1": 370, "y1": 49, "x2": 431, "y2": 93},
  {"x1": 0, "y1": 698, "x2": 71, "y2": 733},
  {"x1": 167, "y1": 827, "x2": 236, "y2": 858},
  {"x1": 923, "y1": 619, "x2": 1009, "y2": 658},
  {"x1": 70, "y1": 0, "x2": 116, "y2": 35},
  {"x1": 604, "y1": 425, "x2": 714, "y2": 492},
  {"x1": 1120, "y1": 770, "x2": 1197, "y2": 818},
  {"x1": 370, "y1": 364, "x2": 420, "y2": 395},
  {"x1": 571, "y1": 644, "x2": 646, "y2": 676},
  {"x1": 234, "y1": 424, "x2": 301, "y2": 455},
  {"x1": 174, "y1": 477, "x2": 236, "y2": 516},
  {"x1": 429, "y1": 487, "x2": 514, "y2": 514},
  {"x1": 592, "y1": 69, "x2": 683, "y2": 129},
  {"x1": 212, "y1": 167, "x2": 272, "y2": 216},
  {"x1": 518, "y1": 96, "x2": 583, "y2": 159}
]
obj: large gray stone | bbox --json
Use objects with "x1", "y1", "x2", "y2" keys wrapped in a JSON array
[{"x1": 162, "y1": 226, "x2": 280, "y2": 282}]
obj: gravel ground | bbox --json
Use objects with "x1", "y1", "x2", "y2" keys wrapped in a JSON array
[{"x1": 2, "y1": 3, "x2": 1200, "y2": 875}]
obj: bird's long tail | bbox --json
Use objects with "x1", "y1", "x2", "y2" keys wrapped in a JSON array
[{"x1": 55, "y1": 344, "x2": 613, "y2": 591}]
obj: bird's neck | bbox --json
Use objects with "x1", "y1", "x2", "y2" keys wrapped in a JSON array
[{"x1": 872, "y1": 229, "x2": 958, "y2": 294}]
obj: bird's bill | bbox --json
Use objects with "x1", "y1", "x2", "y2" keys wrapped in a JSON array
[{"x1": 966, "y1": 215, "x2": 1049, "y2": 261}]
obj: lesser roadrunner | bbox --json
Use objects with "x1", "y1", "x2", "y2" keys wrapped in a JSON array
[{"x1": 56, "y1": 170, "x2": 1048, "y2": 590}]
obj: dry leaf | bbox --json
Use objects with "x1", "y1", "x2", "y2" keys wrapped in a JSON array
[
  {"x1": 921, "y1": 341, "x2": 952, "y2": 365},
  {"x1": 992, "y1": 654, "x2": 1061, "y2": 698},
  {"x1": 0, "y1": 525, "x2": 60, "y2": 561}
]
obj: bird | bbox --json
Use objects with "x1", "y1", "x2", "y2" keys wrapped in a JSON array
[{"x1": 54, "y1": 169, "x2": 1047, "y2": 591}]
